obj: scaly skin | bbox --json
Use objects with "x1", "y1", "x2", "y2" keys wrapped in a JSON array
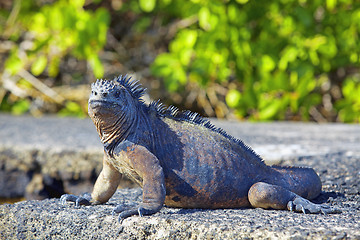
[{"x1": 60, "y1": 75, "x2": 340, "y2": 221}]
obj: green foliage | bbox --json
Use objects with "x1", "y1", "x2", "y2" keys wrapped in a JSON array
[
  {"x1": 0, "y1": 95, "x2": 30, "y2": 115},
  {"x1": 58, "y1": 101, "x2": 87, "y2": 118},
  {"x1": 1, "y1": 0, "x2": 110, "y2": 116},
  {"x1": 139, "y1": 0, "x2": 156, "y2": 12},
  {"x1": 3, "y1": 0, "x2": 110, "y2": 78},
  {"x1": 11, "y1": 99, "x2": 31, "y2": 115},
  {"x1": 336, "y1": 77, "x2": 360, "y2": 122},
  {"x1": 148, "y1": 0, "x2": 360, "y2": 121},
  {"x1": 1, "y1": 0, "x2": 359, "y2": 122}
]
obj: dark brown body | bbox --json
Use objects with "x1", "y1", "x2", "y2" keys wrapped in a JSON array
[
  {"x1": 61, "y1": 76, "x2": 338, "y2": 219},
  {"x1": 109, "y1": 116, "x2": 321, "y2": 210}
]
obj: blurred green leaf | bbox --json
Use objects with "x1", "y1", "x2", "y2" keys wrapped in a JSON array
[
  {"x1": 258, "y1": 98, "x2": 283, "y2": 120},
  {"x1": 88, "y1": 54, "x2": 104, "y2": 78},
  {"x1": 58, "y1": 101, "x2": 86, "y2": 117},
  {"x1": 12, "y1": 100, "x2": 30, "y2": 115},
  {"x1": 226, "y1": 89, "x2": 241, "y2": 108},
  {"x1": 326, "y1": 0, "x2": 336, "y2": 11},
  {"x1": 133, "y1": 16, "x2": 151, "y2": 33},
  {"x1": 336, "y1": 78, "x2": 360, "y2": 122},
  {"x1": 31, "y1": 55, "x2": 47, "y2": 76},
  {"x1": 139, "y1": 0, "x2": 156, "y2": 12},
  {"x1": 236, "y1": 0, "x2": 249, "y2": 4},
  {"x1": 198, "y1": 7, "x2": 210, "y2": 30},
  {"x1": 260, "y1": 55, "x2": 276, "y2": 73},
  {"x1": 48, "y1": 56, "x2": 60, "y2": 77},
  {"x1": 4, "y1": 51, "x2": 23, "y2": 75},
  {"x1": 72, "y1": 0, "x2": 86, "y2": 9}
]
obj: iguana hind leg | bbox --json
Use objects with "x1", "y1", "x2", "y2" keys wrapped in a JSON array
[{"x1": 248, "y1": 182, "x2": 340, "y2": 214}]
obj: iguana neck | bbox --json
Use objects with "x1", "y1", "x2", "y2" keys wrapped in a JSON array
[{"x1": 95, "y1": 111, "x2": 137, "y2": 155}]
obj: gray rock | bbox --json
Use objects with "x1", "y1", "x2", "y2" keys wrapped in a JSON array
[
  {"x1": 0, "y1": 114, "x2": 133, "y2": 199},
  {"x1": 1, "y1": 184, "x2": 359, "y2": 239},
  {"x1": 0, "y1": 114, "x2": 360, "y2": 238},
  {"x1": 1, "y1": 114, "x2": 360, "y2": 199}
]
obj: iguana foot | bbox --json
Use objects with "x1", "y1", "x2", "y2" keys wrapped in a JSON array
[
  {"x1": 60, "y1": 193, "x2": 92, "y2": 207},
  {"x1": 112, "y1": 204, "x2": 161, "y2": 223},
  {"x1": 287, "y1": 196, "x2": 341, "y2": 214}
]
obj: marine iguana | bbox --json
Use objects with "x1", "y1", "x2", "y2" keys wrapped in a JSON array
[{"x1": 61, "y1": 75, "x2": 339, "y2": 221}]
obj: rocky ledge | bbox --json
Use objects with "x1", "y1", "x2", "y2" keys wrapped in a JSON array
[
  {"x1": 0, "y1": 114, "x2": 359, "y2": 239},
  {"x1": 1, "y1": 170, "x2": 359, "y2": 240}
]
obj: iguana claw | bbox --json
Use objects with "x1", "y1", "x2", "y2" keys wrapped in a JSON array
[
  {"x1": 60, "y1": 193, "x2": 92, "y2": 207},
  {"x1": 287, "y1": 196, "x2": 341, "y2": 214},
  {"x1": 112, "y1": 205, "x2": 160, "y2": 223}
]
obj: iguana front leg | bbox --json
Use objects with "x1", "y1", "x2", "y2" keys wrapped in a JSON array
[
  {"x1": 60, "y1": 155, "x2": 121, "y2": 206},
  {"x1": 61, "y1": 143, "x2": 166, "y2": 221},
  {"x1": 92, "y1": 155, "x2": 122, "y2": 203},
  {"x1": 248, "y1": 182, "x2": 341, "y2": 214},
  {"x1": 111, "y1": 142, "x2": 166, "y2": 222}
]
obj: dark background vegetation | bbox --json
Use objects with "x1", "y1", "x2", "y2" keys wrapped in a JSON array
[{"x1": 0, "y1": 0, "x2": 359, "y2": 122}]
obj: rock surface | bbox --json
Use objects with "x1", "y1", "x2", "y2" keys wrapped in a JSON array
[
  {"x1": 1, "y1": 176, "x2": 359, "y2": 240},
  {"x1": 0, "y1": 114, "x2": 360, "y2": 239},
  {"x1": 1, "y1": 114, "x2": 360, "y2": 200}
]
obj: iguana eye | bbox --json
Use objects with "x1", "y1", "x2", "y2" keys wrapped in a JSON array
[{"x1": 102, "y1": 93, "x2": 108, "y2": 97}]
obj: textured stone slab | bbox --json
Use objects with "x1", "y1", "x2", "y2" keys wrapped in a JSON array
[
  {"x1": 1, "y1": 182, "x2": 359, "y2": 240},
  {"x1": 0, "y1": 114, "x2": 359, "y2": 239},
  {"x1": 1, "y1": 114, "x2": 360, "y2": 200}
]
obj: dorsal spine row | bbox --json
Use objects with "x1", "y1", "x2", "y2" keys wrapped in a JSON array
[{"x1": 95, "y1": 75, "x2": 261, "y2": 159}]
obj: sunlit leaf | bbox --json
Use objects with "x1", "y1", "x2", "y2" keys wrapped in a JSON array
[
  {"x1": 258, "y1": 99, "x2": 283, "y2": 120},
  {"x1": 139, "y1": 0, "x2": 156, "y2": 12},
  {"x1": 31, "y1": 55, "x2": 48, "y2": 76},
  {"x1": 326, "y1": 0, "x2": 336, "y2": 11},
  {"x1": 71, "y1": 0, "x2": 86, "y2": 9},
  {"x1": 261, "y1": 55, "x2": 276, "y2": 72},
  {"x1": 199, "y1": 7, "x2": 210, "y2": 30},
  {"x1": 179, "y1": 49, "x2": 193, "y2": 66},
  {"x1": 304, "y1": 35, "x2": 327, "y2": 50},
  {"x1": 12, "y1": 100, "x2": 30, "y2": 115},
  {"x1": 5, "y1": 52, "x2": 23, "y2": 75},
  {"x1": 48, "y1": 56, "x2": 60, "y2": 77},
  {"x1": 88, "y1": 55, "x2": 104, "y2": 78},
  {"x1": 236, "y1": 0, "x2": 249, "y2": 4},
  {"x1": 58, "y1": 101, "x2": 86, "y2": 118},
  {"x1": 279, "y1": 47, "x2": 298, "y2": 70},
  {"x1": 226, "y1": 89, "x2": 241, "y2": 108}
]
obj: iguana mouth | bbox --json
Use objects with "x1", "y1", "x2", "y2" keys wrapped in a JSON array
[{"x1": 89, "y1": 100, "x2": 113, "y2": 108}]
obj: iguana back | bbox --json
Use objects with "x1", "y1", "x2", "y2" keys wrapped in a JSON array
[{"x1": 143, "y1": 117, "x2": 269, "y2": 208}]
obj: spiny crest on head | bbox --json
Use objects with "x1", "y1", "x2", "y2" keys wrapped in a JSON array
[
  {"x1": 91, "y1": 75, "x2": 146, "y2": 100},
  {"x1": 91, "y1": 79, "x2": 116, "y2": 93},
  {"x1": 114, "y1": 75, "x2": 146, "y2": 99}
]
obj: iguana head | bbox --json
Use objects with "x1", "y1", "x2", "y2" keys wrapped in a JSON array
[{"x1": 88, "y1": 75, "x2": 145, "y2": 152}]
